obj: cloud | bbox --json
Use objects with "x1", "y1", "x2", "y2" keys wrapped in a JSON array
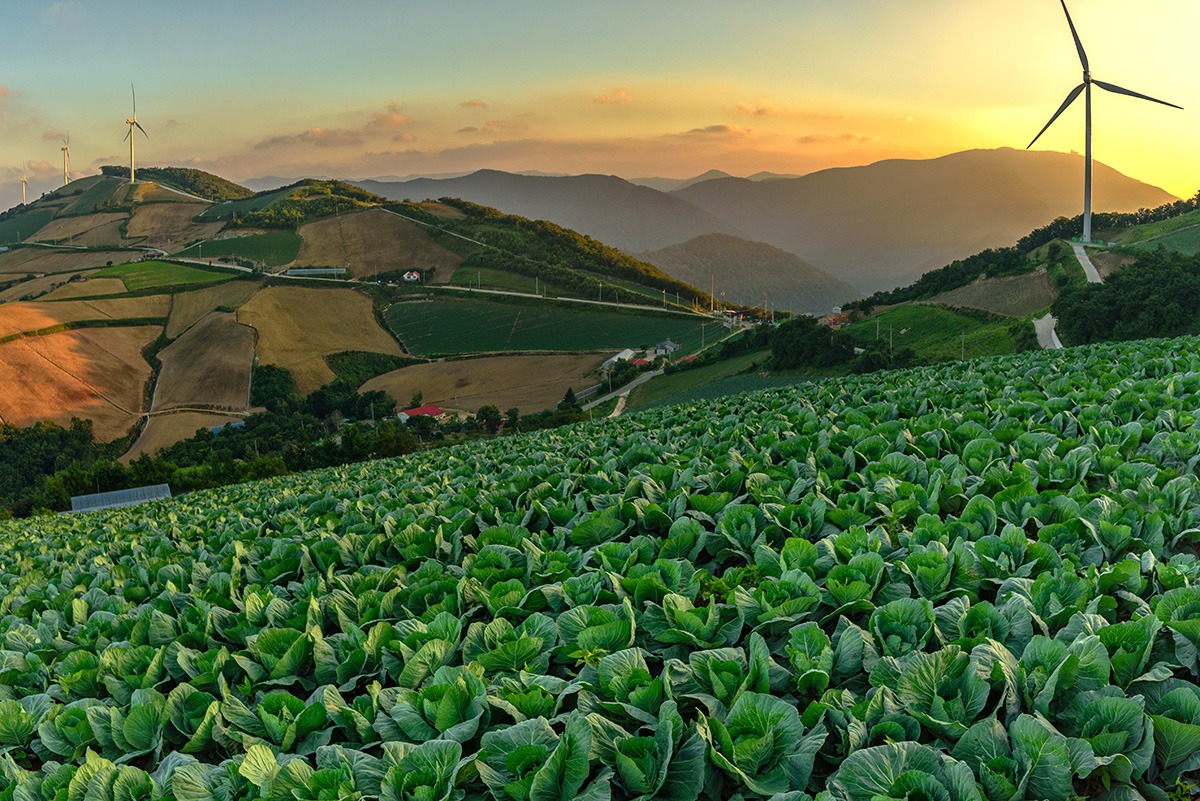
[
  {"x1": 26, "y1": 160, "x2": 56, "y2": 176},
  {"x1": 365, "y1": 103, "x2": 413, "y2": 130},
  {"x1": 673, "y1": 124, "x2": 751, "y2": 138},
  {"x1": 796, "y1": 133, "x2": 871, "y2": 145},
  {"x1": 392, "y1": 132, "x2": 417, "y2": 142},
  {"x1": 0, "y1": 86, "x2": 9, "y2": 99},
  {"x1": 456, "y1": 118, "x2": 530, "y2": 136},
  {"x1": 728, "y1": 101, "x2": 843, "y2": 120},
  {"x1": 164, "y1": 119, "x2": 182, "y2": 129},
  {"x1": 594, "y1": 87, "x2": 633, "y2": 105},
  {"x1": 460, "y1": 99, "x2": 487, "y2": 109},
  {"x1": 41, "y1": 129, "x2": 67, "y2": 141},
  {"x1": 255, "y1": 127, "x2": 364, "y2": 149},
  {"x1": 90, "y1": 155, "x2": 120, "y2": 166}
]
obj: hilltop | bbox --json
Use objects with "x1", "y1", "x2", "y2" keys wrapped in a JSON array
[{"x1": 638, "y1": 233, "x2": 858, "y2": 314}]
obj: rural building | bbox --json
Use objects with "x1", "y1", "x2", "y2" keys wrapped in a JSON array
[
  {"x1": 403, "y1": 271, "x2": 422, "y2": 282},
  {"x1": 821, "y1": 312, "x2": 851, "y2": 329},
  {"x1": 400, "y1": 404, "x2": 447, "y2": 421},
  {"x1": 601, "y1": 349, "x2": 637, "y2": 372},
  {"x1": 654, "y1": 339, "x2": 681, "y2": 357},
  {"x1": 209, "y1": 421, "x2": 247, "y2": 435},
  {"x1": 284, "y1": 267, "x2": 348, "y2": 277},
  {"x1": 631, "y1": 358, "x2": 651, "y2": 367},
  {"x1": 71, "y1": 484, "x2": 172, "y2": 513}
]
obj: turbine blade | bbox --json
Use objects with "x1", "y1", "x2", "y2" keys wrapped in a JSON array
[
  {"x1": 124, "y1": 128, "x2": 131, "y2": 142},
  {"x1": 1093, "y1": 79, "x2": 1183, "y2": 110},
  {"x1": 1060, "y1": 0, "x2": 1089, "y2": 71},
  {"x1": 1027, "y1": 83, "x2": 1085, "y2": 149},
  {"x1": 135, "y1": 121, "x2": 149, "y2": 138},
  {"x1": 131, "y1": 83, "x2": 136, "y2": 115}
]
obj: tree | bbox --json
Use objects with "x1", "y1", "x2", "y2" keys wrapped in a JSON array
[
  {"x1": 409, "y1": 390, "x2": 423, "y2": 408},
  {"x1": 559, "y1": 387, "x2": 580, "y2": 411},
  {"x1": 505, "y1": 408, "x2": 520, "y2": 433},
  {"x1": 476, "y1": 405, "x2": 502, "y2": 434}
]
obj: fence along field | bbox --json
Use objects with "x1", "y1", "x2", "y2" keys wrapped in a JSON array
[
  {"x1": 388, "y1": 296, "x2": 710, "y2": 356},
  {"x1": 4, "y1": 335, "x2": 1200, "y2": 796}
]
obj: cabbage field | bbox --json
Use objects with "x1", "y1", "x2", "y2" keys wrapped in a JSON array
[{"x1": 5, "y1": 336, "x2": 1200, "y2": 800}]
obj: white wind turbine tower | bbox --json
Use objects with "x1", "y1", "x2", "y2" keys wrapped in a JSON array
[
  {"x1": 20, "y1": 164, "x2": 27, "y2": 206},
  {"x1": 124, "y1": 84, "x2": 148, "y2": 183},
  {"x1": 61, "y1": 133, "x2": 71, "y2": 186},
  {"x1": 1026, "y1": 0, "x2": 1181, "y2": 244}
]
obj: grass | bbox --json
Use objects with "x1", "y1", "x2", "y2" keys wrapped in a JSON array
[
  {"x1": 0, "y1": 210, "x2": 55, "y2": 245},
  {"x1": 1109, "y1": 208, "x2": 1200, "y2": 245},
  {"x1": 324, "y1": 351, "x2": 424, "y2": 385},
  {"x1": 174, "y1": 232, "x2": 302, "y2": 266},
  {"x1": 449, "y1": 267, "x2": 573, "y2": 296},
  {"x1": 96, "y1": 260, "x2": 231, "y2": 292},
  {"x1": 197, "y1": 186, "x2": 295, "y2": 222},
  {"x1": 1130, "y1": 226, "x2": 1200, "y2": 256},
  {"x1": 628, "y1": 349, "x2": 771, "y2": 409},
  {"x1": 52, "y1": 176, "x2": 127, "y2": 216},
  {"x1": 844, "y1": 305, "x2": 1015, "y2": 363},
  {"x1": 387, "y1": 297, "x2": 711, "y2": 357}
]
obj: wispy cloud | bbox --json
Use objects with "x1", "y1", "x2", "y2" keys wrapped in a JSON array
[
  {"x1": 460, "y1": 99, "x2": 487, "y2": 109},
  {"x1": 0, "y1": 87, "x2": 10, "y2": 99},
  {"x1": 41, "y1": 129, "x2": 67, "y2": 141},
  {"x1": 796, "y1": 133, "x2": 871, "y2": 145},
  {"x1": 594, "y1": 87, "x2": 633, "y2": 105},
  {"x1": 26, "y1": 160, "x2": 56, "y2": 175},
  {"x1": 255, "y1": 127, "x2": 364, "y2": 149},
  {"x1": 456, "y1": 118, "x2": 530, "y2": 136},
  {"x1": 673, "y1": 124, "x2": 751, "y2": 138},
  {"x1": 392, "y1": 132, "x2": 417, "y2": 142},
  {"x1": 728, "y1": 101, "x2": 843, "y2": 120}
]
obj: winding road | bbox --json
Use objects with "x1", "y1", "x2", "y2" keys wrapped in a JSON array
[{"x1": 1038, "y1": 242, "x2": 1103, "y2": 350}]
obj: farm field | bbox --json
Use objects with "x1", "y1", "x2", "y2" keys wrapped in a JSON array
[
  {"x1": 196, "y1": 185, "x2": 293, "y2": 221},
  {"x1": 95, "y1": 260, "x2": 231, "y2": 292},
  {"x1": 239, "y1": 285, "x2": 403, "y2": 393},
  {"x1": 361, "y1": 352, "x2": 605, "y2": 412},
  {"x1": 0, "y1": 248, "x2": 137, "y2": 277},
  {"x1": 388, "y1": 296, "x2": 710, "y2": 356},
  {"x1": 0, "y1": 270, "x2": 98, "y2": 302},
  {"x1": 124, "y1": 202, "x2": 224, "y2": 252},
  {"x1": 628, "y1": 348, "x2": 771, "y2": 408},
  {"x1": 925, "y1": 270, "x2": 1056, "y2": 317},
  {"x1": 29, "y1": 212, "x2": 128, "y2": 245},
  {"x1": 0, "y1": 295, "x2": 169, "y2": 338},
  {"x1": 1089, "y1": 249, "x2": 1138, "y2": 279},
  {"x1": 38, "y1": 276, "x2": 129, "y2": 300},
  {"x1": 47, "y1": 175, "x2": 125, "y2": 216},
  {"x1": 0, "y1": 324, "x2": 158, "y2": 440},
  {"x1": 152, "y1": 312, "x2": 254, "y2": 411},
  {"x1": 165, "y1": 278, "x2": 260, "y2": 338},
  {"x1": 290, "y1": 208, "x2": 463, "y2": 280},
  {"x1": 123, "y1": 410, "x2": 244, "y2": 461},
  {"x1": 449, "y1": 266, "x2": 574, "y2": 296},
  {"x1": 173, "y1": 231, "x2": 301, "y2": 266},
  {"x1": 0, "y1": 208, "x2": 54, "y2": 243},
  {"x1": 6, "y1": 337, "x2": 1200, "y2": 796},
  {"x1": 845, "y1": 304, "x2": 1015, "y2": 362},
  {"x1": 1131, "y1": 225, "x2": 1200, "y2": 256}
]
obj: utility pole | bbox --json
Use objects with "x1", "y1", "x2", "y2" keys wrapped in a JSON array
[
  {"x1": 710, "y1": 275, "x2": 715, "y2": 313},
  {"x1": 599, "y1": 282, "x2": 602, "y2": 303},
  {"x1": 961, "y1": 331, "x2": 965, "y2": 361},
  {"x1": 662, "y1": 288, "x2": 666, "y2": 307},
  {"x1": 535, "y1": 276, "x2": 539, "y2": 296}
]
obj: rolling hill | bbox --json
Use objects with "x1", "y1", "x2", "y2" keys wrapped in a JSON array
[
  {"x1": 638, "y1": 233, "x2": 858, "y2": 314},
  {"x1": 673, "y1": 147, "x2": 1175, "y2": 291},
  {"x1": 354, "y1": 169, "x2": 738, "y2": 252}
]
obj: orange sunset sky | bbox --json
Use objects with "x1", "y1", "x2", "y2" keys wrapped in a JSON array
[{"x1": 2, "y1": 0, "x2": 1197, "y2": 209}]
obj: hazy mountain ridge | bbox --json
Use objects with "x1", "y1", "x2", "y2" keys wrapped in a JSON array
[
  {"x1": 673, "y1": 148, "x2": 1176, "y2": 291},
  {"x1": 638, "y1": 233, "x2": 858, "y2": 314},
  {"x1": 353, "y1": 170, "x2": 738, "y2": 252}
]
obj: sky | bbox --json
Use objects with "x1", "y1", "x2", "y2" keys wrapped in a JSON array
[{"x1": 2, "y1": 0, "x2": 1198, "y2": 210}]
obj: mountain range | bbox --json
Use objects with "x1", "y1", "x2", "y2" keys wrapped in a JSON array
[{"x1": 353, "y1": 148, "x2": 1175, "y2": 293}]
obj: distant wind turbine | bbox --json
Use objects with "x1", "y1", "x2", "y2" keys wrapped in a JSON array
[
  {"x1": 124, "y1": 84, "x2": 148, "y2": 183},
  {"x1": 1026, "y1": 0, "x2": 1181, "y2": 244},
  {"x1": 20, "y1": 164, "x2": 27, "y2": 206},
  {"x1": 61, "y1": 133, "x2": 71, "y2": 186}
]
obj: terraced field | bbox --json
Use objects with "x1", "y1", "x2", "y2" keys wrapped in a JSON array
[
  {"x1": 152, "y1": 311, "x2": 254, "y2": 412},
  {"x1": 290, "y1": 208, "x2": 462, "y2": 280},
  {"x1": 5, "y1": 337, "x2": 1200, "y2": 796},
  {"x1": 95, "y1": 260, "x2": 231, "y2": 292}
]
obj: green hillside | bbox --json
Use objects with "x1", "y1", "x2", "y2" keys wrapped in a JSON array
[
  {"x1": 99, "y1": 165, "x2": 253, "y2": 201},
  {"x1": 173, "y1": 231, "x2": 302, "y2": 266},
  {"x1": 4, "y1": 335, "x2": 1200, "y2": 796}
]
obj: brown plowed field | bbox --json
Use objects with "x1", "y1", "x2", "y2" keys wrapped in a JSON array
[
  {"x1": 361, "y1": 353, "x2": 604, "y2": 413},
  {"x1": 123, "y1": 411, "x2": 243, "y2": 461},
  {"x1": 39, "y1": 277, "x2": 128, "y2": 300},
  {"x1": 166, "y1": 279, "x2": 260, "y2": 338},
  {"x1": 0, "y1": 296, "x2": 168, "y2": 337},
  {"x1": 415, "y1": 202, "x2": 466, "y2": 219},
  {"x1": 153, "y1": 312, "x2": 253, "y2": 411},
  {"x1": 126, "y1": 203, "x2": 224, "y2": 252},
  {"x1": 30, "y1": 213, "x2": 128, "y2": 244},
  {"x1": 0, "y1": 325, "x2": 159, "y2": 440},
  {"x1": 239, "y1": 286, "x2": 403, "y2": 394},
  {"x1": 0, "y1": 249, "x2": 137, "y2": 276},
  {"x1": 1090, "y1": 251, "x2": 1137, "y2": 279},
  {"x1": 926, "y1": 271, "x2": 1056, "y2": 317},
  {"x1": 291, "y1": 208, "x2": 462, "y2": 281},
  {"x1": 0, "y1": 271, "x2": 98, "y2": 303}
]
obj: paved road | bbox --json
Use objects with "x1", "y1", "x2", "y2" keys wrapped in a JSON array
[
  {"x1": 1034, "y1": 313, "x2": 1063, "y2": 350},
  {"x1": 1072, "y1": 243, "x2": 1103, "y2": 283},
  {"x1": 583, "y1": 369, "x2": 663, "y2": 411}
]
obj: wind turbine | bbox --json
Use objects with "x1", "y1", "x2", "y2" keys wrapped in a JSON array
[
  {"x1": 20, "y1": 164, "x2": 27, "y2": 206},
  {"x1": 124, "y1": 84, "x2": 148, "y2": 183},
  {"x1": 61, "y1": 133, "x2": 71, "y2": 186},
  {"x1": 1026, "y1": 0, "x2": 1181, "y2": 244}
]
